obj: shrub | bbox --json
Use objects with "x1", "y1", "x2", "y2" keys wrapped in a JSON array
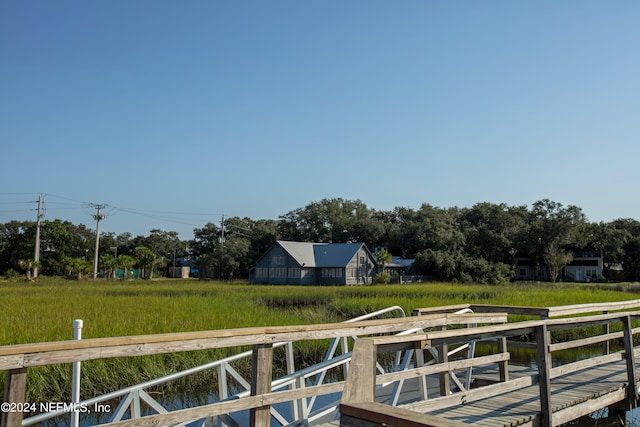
[
  {"x1": 3, "y1": 269, "x2": 20, "y2": 280},
  {"x1": 373, "y1": 272, "x2": 391, "y2": 284}
]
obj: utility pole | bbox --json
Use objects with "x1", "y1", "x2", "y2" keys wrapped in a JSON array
[
  {"x1": 220, "y1": 214, "x2": 225, "y2": 244},
  {"x1": 90, "y1": 204, "x2": 106, "y2": 279},
  {"x1": 33, "y1": 194, "x2": 44, "y2": 279}
]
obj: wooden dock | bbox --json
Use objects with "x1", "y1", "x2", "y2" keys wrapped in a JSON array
[
  {"x1": 340, "y1": 309, "x2": 640, "y2": 427},
  {"x1": 3, "y1": 300, "x2": 640, "y2": 427}
]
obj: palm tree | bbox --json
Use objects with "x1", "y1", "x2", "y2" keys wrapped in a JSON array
[
  {"x1": 375, "y1": 249, "x2": 392, "y2": 274},
  {"x1": 101, "y1": 253, "x2": 117, "y2": 279},
  {"x1": 116, "y1": 255, "x2": 136, "y2": 280},
  {"x1": 134, "y1": 247, "x2": 157, "y2": 279},
  {"x1": 63, "y1": 257, "x2": 92, "y2": 280},
  {"x1": 18, "y1": 259, "x2": 40, "y2": 281}
]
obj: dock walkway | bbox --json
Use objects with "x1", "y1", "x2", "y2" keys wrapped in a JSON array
[
  {"x1": 340, "y1": 308, "x2": 640, "y2": 427},
  {"x1": 404, "y1": 359, "x2": 630, "y2": 426}
]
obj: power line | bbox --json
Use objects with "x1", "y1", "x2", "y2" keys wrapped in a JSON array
[{"x1": 0, "y1": 193, "x2": 228, "y2": 236}]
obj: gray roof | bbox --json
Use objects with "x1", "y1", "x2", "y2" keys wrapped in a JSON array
[
  {"x1": 388, "y1": 256, "x2": 415, "y2": 268},
  {"x1": 277, "y1": 240, "x2": 368, "y2": 267}
]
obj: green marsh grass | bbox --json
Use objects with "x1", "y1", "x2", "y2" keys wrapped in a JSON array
[{"x1": 1, "y1": 277, "x2": 638, "y2": 401}]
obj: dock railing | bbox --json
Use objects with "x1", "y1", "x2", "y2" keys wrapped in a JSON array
[
  {"x1": 0, "y1": 311, "x2": 507, "y2": 427},
  {"x1": 340, "y1": 310, "x2": 640, "y2": 427},
  {"x1": 413, "y1": 298, "x2": 640, "y2": 319}
]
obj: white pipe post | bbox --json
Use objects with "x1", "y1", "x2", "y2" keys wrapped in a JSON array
[{"x1": 71, "y1": 319, "x2": 83, "y2": 427}]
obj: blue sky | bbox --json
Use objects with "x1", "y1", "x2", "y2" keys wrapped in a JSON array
[{"x1": 1, "y1": 1, "x2": 639, "y2": 239}]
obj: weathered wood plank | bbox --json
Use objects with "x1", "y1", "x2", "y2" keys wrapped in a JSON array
[
  {"x1": 0, "y1": 313, "x2": 508, "y2": 370},
  {"x1": 341, "y1": 339, "x2": 376, "y2": 404},
  {"x1": 249, "y1": 343, "x2": 273, "y2": 426},
  {"x1": 535, "y1": 324, "x2": 552, "y2": 427},
  {"x1": 469, "y1": 304, "x2": 552, "y2": 318},
  {"x1": 403, "y1": 375, "x2": 537, "y2": 413},
  {"x1": 622, "y1": 315, "x2": 638, "y2": 405},
  {"x1": 412, "y1": 305, "x2": 472, "y2": 316},
  {"x1": 546, "y1": 300, "x2": 640, "y2": 317},
  {"x1": 549, "y1": 352, "x2": 624, "y2": 379},
  {"x1": 340, "y1": 402, "x2": 469, "y2": 427},
  {"x1": 1, "y1": 368, "x2": 27, "y2": 427},
  {"x1": 552, "y1": 387, "x2": 627, "y2": 426},
  {"x1": 376, "y1": 353, "x2": 510, "y2": 385},
  {"x1": 549, "y1": 331, "x2": 623, "y2": 353}
]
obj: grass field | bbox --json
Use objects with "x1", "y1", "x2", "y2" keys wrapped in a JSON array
[{"x1": 1, "y1": 277, "x2": 639, "y2": 401}]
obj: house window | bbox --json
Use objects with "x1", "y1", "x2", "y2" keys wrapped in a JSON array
[
  {"x1": 360, "y1": 256, "x2": 365, "y2": 264},
  {"x1": 302, "y1": 268, "x2": 315, "y2": 278},
  {"x1": 256, "y1": 267, "x2": 268, "y2": 278},
  {"x1": 271, "y1": 255, "x2": 285, "y2": 265},
  {"x1": 270, "y1": 267, "x2": 286, "y2": 278},
  {"x1": 288, "y1": 267, "x2": 300, "y2": 278},
  {"x1": 519, "y1": 269, "x2": 526, "y2": 277},
  {"x1": 322, "y1": 268, "x2": 343, "y2": 278}
]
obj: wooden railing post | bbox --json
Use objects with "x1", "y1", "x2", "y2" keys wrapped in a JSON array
[
  {"x1": 249, "y1": 343, "x2": 273, "y2": 427},
  {"x1": 535, "y1": 324, "x2": 552, "y2": 427},
  {"x1": 341, "y1": 339, "x2": 376, "y2": 405},
  {"x1": 498, "y1": 334, "x2": 509, "y2": 382},
  {"x1": 622, "y1": 315, "x2": 638, "y2": 407},
  {"x1": 438, "y1": 326, "x2": 450, "y2": 396},
  {"x1": 1, "y1": 368, "x2": 27, "y2": 427},
  {"x1": 602, "y1": 311, "x2": 610, "y2": 355}
]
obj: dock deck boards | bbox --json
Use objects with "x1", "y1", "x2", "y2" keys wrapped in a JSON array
[{"x1": 399, "y1": 359, "x2": 632, "y2": 426}]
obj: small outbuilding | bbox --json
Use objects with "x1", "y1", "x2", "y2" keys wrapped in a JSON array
[{"x1": 250, "y1": 240, "x2": 377, "y2": 285}]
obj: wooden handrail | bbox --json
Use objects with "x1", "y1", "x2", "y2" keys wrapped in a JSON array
[
  {"x1": 413, "y1": 299, "x2": 640, "y2": 319},
  {"x1": 1, "y1": 312, "x2": 508, "y2": 427},
  {"x1": 0, "y1": 313, "x2": 507, "y2": 370}
]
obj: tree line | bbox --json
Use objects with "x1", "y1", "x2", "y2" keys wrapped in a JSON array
[{"x1": 2, "y1": 198, "x2": 640, "y2": 283}]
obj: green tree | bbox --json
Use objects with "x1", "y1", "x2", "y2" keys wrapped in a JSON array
[
  {"x1": 134, "y1": 246, "x2": 158, "y2": 279},
  {"x1": 131, "y1": 229, "x2": 182, "y2": 274},
  {"x1": 277, "y1": 198, "x2": 377, "y2": 245},
  {"x1": 116, "y1": 255, "x2": 136, "y2": 279},
  {"x1": 609, "y1": 219, "x2": 640, "y2": 281},
  {"x1": 459, "y1": 202, "x2": 528, "y2": 265},
  {"x1": 40, "y1": 220, "x2": 93, "y2": 276},
  {"x1": 63, "y1": 257, "x2": 92, "y2": 280},
  {"x1": 18, "y1": 259, "x2": 40, "y2": 281},
  {"x1": 191, "y1": 223, "x2": 221, "y2": 256},
  {"x1": 544, "y1": 244, "x2": 574, "y2": 283},
  {"x1": 0, "y1": 221, "x2": 36, "y2": 275},
  {"x1": 526, "y1": 199, "x2": 586, "y2": 279},
  {"x1": 196, "y1": 238, "x2": 250, "y2": 280},
  {"x1": 247, "y1": 219, "x2": 279, "y2": 265},
  {"x1": 101, "y1": 253, "x2": 117, "y2": 279},
  {"x1": 375, "y1": 249, "x2": 392, "y2": 274}
]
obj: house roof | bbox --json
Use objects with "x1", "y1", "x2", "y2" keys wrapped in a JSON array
[
  {"x1": 277, "y1": 240, "x2": 369, "y2": 267},
  {"x1": 387, "y1": 256, "x2": 415, "y2": 268}
]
